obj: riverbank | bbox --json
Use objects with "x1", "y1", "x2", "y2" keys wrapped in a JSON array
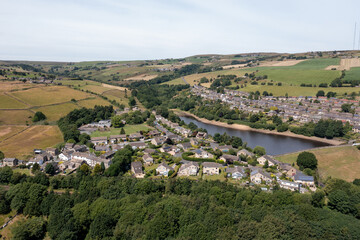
[{"x1": 174, "y1": 110, "x2": 345, "y2": 146}]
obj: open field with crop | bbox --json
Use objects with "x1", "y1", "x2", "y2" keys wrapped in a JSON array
[
  {"x1": 0, "y1": 125, "x2": 63, "y2": 158},
  {"x1": 90, "y1": 124, "x2": 152, "y2": 137},
  {"x1": 275, "y1": 145, "x2": 360, "y2": 182}
]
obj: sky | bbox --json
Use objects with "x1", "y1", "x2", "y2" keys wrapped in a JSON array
[{"x1": 1, "y1": 0, "x2": 360, "y2": 61}]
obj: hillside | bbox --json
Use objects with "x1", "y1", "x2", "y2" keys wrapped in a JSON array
[
  {"x1": 0, "y1": 80, "x2": 127, "y2": 159},
  {"x1": 275, "y1": 145, "x2": 360, "y2": 182}
]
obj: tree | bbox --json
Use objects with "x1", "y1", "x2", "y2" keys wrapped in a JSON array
[
  {"x1": 129, "y1": 96, "x2": 136, "y2": 107},
  {"x1": 0, "y1": 150, "x2": 4, "y2": 160},
  {"x1": 31, "y1": 163, "x2": 40, "y2": 174},
  {"x1": 0, "y1": 166, "x2": 13, "y2": 183},
  {"x1": 12, "y1": 217, "x2": 47, "y2": 240},
  {"x1": 253, "y1": 146, "x2": 266, "y2": 156},
  {"x1": 316, "y1": 90, "x2": 325, "y2": 97},
  {"x1": 93, "y1": 164, "x2": 102, "y2": 175},
  {"x1": 111, "y1": 115, "x2": 125, "y2": 128},
  {"x1": 88, "y1": 214, "x2": 116, "y2": 239},
  {"x1": 341, "y1": 103, "x2": 352, "y2": 113},
  {"x1": 296, "y1": 152, "x2": 317, "y2": 170},
  {"x1": 353, "y1": 179, "x2": 360, "y2": 186},
  {"x1": 311, "y1": 190, "x2": 325, "y2": 208},
  {"x1": 79, "y1": 164, "x2": 91, "y2": 176},
  {"x1": 263, "y1": 160, "x2": 269, "y2": 168},
  {"x1": 45, "y1": 163, "x2": 56, "y2": 175},
  {"x1": 120, "y1": 128, "x2": 125, "y2": 134},
  {"x1": 32, "y1": 112, "x2": 46, "y2": 122}
]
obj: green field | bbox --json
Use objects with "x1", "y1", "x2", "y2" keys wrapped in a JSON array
[
  {"x1": 343, "y1": 67, "x2": 360, "y2": 81},
  {"x1": 275, "y1": 146, "x2": 360, "y2": 182},
  {"x1": 90, "y1": 124, "x2": 153, "y2": 137}
]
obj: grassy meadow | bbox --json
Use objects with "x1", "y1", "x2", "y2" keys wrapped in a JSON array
[
  {"x1": 90, "y1": 124, "x2": 152, "y2": 137},
  {"x1": 0, "y1": 125, "x2": 63, "y2": 159},
  {"x1": 275, "y1": 146, "x2": 360, "y2": 182}
]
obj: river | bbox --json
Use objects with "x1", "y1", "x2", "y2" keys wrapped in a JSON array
[{"x1": 180, "y1": 116, "x2": 329, "y2": 155}]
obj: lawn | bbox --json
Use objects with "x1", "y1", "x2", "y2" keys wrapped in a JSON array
[
  {"x1": 9, "y1": 86, "x2": 91, "y2": 106},
  {"x1": 0, "y1": 93, "x2": 28, "y2": 109},
  {"x1": 0, "y1": 125, "x2": 63, "y2": 159},
  {"x1": 13, "y1": 168, "x2": 32, "y2": 176},
  {"x1": 0, "y1": 125, "x2": 28, "y2": 141},
  {"x1": 90, "y1": 124, "x2": 153, "y2": 137},
  {"x1": 275, "y1": 146, "x2": 360, "y2": 182},
  {"x1": 35, "y1": 102, "x2": 80, "y2": 121},
  {"x1": 202, "y1": 172, "x2": 226, "y2": 181},
  {"x1": 0, "y1": 110, "x2": 33, "y2": 125}
]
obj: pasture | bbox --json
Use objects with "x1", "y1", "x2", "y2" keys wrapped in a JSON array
[
  {"x1": 0, "y1": 125, "x2": 28, "y2": 142},
  {"x1": 0, "y1": 125, "x2": 63, "y2": 159},
  {"x1": 0, "y1": 93, "x2": 28, "y2": 109},
  {"x1": 275, "y1": 146, "x2": 360, "y2": 182},
  {"x1": 0, "y1": 110, "x2": 33, "y2": 125},
  {"x1": 9, "y1": 86, "x2": 91, "y2": 106},
  {"x1": 76, "y1": 97, "x2": 112, "y2": 108}
]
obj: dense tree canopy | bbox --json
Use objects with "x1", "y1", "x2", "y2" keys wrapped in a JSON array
[{"x1": 297, "y1": 152, "x2": 318, "y2": 170}]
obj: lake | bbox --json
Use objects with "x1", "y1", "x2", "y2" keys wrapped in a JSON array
[{"x1": 180, "y1": 116, "x2": 329, "y2": 155}]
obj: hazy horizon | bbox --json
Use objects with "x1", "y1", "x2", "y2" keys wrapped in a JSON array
[{"x1": 2, "y1": 0, "x2": 360, "y2": 62}]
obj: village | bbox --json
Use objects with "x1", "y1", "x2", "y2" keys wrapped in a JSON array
[
  {"x1": 192, "y1": 85, "x2": 360, "y2": 132},
  {"x1": 1, "y1": 112, "x2": 316, "y2": 193}
]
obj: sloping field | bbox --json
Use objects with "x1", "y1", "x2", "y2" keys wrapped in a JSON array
[
  {"x1": 9, "y1": 86, "x2": 92, "y2": 106},
  {"x1": 0, "y1": 125, "x2": 63, "y2": 158},
  {"x1": 0, "y1": 81, "x2": 34, "y2": 92},
  {"x1": 80, "y1": 84, "x2": 110, "y2": 94},
  {"x1": 275, "y1": 146, "x2": 360, "y2": 182},
  {"x1": 0, "y1": 110, "x2": 33, "y2": 125},
  {"x1": 35, "y1": 102, "x2": 80, "y2": 121},
  {"x1": 343, "y1": 67, "x2": 360, "y2": 81},
  {"x1": 76, "y1": 97, "x2": 112, "y2": 108},
  {"x1": 124, "y1": 74, "x2": 158, "y2": 81},
  {"x1": 0, "y1": 125, "x2": 28, "y2": 142},
  {"x1": 260, "y1": 60, "x2": 305, "y2": 67},
  {"x1": 0, "y1": 93, "x2": 28, "y2": 109},
  {"x1": 103, "y1": 89, "x2": 129, "y2": 107}
]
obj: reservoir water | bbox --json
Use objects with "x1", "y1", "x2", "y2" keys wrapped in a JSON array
[{"x1": 180, "y1": 116, "x2": 329, "y2": 155}]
